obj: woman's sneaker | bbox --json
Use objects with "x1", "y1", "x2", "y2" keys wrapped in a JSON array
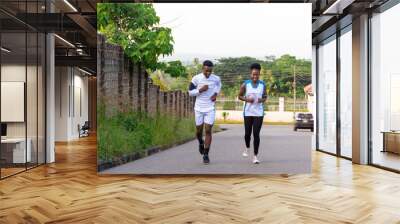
[
  {"x1": 253, "y1": 156, "x2": 260, "y2": 164},
  {"x1": 242, "y1": 148, "x2": 249, "y2": 157}
]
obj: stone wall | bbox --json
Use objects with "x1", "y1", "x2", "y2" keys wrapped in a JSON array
[{"x1": 97, "y1": 35, "x2": 194, "y2": 118}]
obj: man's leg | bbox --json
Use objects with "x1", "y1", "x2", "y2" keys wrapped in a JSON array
[
  {"x1": 204, "y1": 124, "x2": 213, "y2": 153},
  {"x1": 196, "y1": 124, "x2": 204, "y2": 154},
  {"x1": 195, "y1": 111, "x2": 205, "y2": 154},
  {"x1": 202, "y1": 124, "x2": 212, "y2": 164},
  {"x1": 202, "y1": 110, "x2": 215, "y2": 164}
]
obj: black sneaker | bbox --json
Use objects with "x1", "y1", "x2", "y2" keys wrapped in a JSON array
[
  {"x1": 203, "y1": 154, "x2": 210, "y2": 164},
  {"x1": 199, "y1": 144, "x2": 204, "y2": 155}
]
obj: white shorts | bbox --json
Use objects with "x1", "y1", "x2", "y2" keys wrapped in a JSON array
[{"x1": 195, "y1": 110, "x2": 215, "y2": 126}]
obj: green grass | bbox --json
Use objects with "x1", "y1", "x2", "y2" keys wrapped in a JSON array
[{"x1": 97, "y1": 104, "x2": 196, "y2": 162}]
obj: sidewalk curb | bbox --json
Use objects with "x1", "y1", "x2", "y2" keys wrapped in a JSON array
[
  {"x1": 97, "y1": 128, "x2": 225, "y2": 172},
  {"x1": 97, "y1": 137, "x2": 195, "y2": 172}
]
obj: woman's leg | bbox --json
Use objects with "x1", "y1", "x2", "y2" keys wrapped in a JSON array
[
  {"x1": 244, "y1": 116, "x2": 254, "y2": 148},
  {"x1": 252, "y1": 116, "x2": 264, "y2": 155}
]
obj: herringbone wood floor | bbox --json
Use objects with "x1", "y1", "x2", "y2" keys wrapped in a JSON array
[{"x1": 1, "y1": 135, "x2": 400, "y2": 224}]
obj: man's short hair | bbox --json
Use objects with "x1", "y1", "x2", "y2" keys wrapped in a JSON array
[
  {"x1": 250, "y1": 63, "x2": 261, "y2": 71},
  {"x1": 203, "y1": 60, "x2": 214, "y2": 67}
]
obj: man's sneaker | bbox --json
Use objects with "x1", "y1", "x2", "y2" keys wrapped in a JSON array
[
  {"x1": 199, "y1": 144, "x2": 205, "y2": 155},
  {"x1": 242, "y1": 148, "x2": 249, "y2": 157},
  {"x1": 253, "y1": 156, "x2": 260, "y2": 164},
  {"x1": 203, "y1": 155, "x2": 210, "y2": 164}
]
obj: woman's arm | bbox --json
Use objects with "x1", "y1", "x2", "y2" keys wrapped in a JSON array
[
  {"x1": 258, "y1": 84, "x2": 268, "y2": 103},
  {"x1": 238, "y1": 83, "x2": 253, "y2": 102}
]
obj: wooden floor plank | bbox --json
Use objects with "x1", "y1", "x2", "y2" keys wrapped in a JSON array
[{"x1": 0, "y1": 135, "x2": 400, "y2": 223}]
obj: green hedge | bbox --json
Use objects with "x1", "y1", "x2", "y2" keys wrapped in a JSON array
[
  {"x1": 98, "y1": 104, "x2": 195, "y2": 161},
  {"x1": 222, "y1": 101, "x2": 237, "y2": 110}
]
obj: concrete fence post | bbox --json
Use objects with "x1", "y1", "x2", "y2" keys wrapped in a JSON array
[
  {"x1": 170, "y1": 91, "x2": 173, "y2": 116},
  {"x1": 279, "y1": 97, "x2": 285, "y2": 112},
  {"x1": 156, "y1": 86, "x2": 160, "y2": 114},
  {"x1": 183, "y1": 93, "x2": 187, "y2": 117},
  {"x1": 137, "y1": 63, "x2": 142, "y2": 112},
  {"x1": 178, "y1": 91, "x2": 182, "y2": 118},
  {"x1": 144, "y1": 72, "x2": 149, "y2": 113}
]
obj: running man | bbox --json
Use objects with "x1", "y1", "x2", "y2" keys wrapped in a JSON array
[
  {"x1": 188, "y1": 60, "x2": 221, "y2": 164},
  {"x1": 238, "y1": 63, "x2": 267, "y2": 164}
]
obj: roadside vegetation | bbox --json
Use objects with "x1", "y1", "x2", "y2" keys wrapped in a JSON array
[
  {"x1": 97, "y1": 103, "x2": 195, "y2": 161},
  {"x1": 97, "y1": 3, "x2": 310, "y2": 162}
]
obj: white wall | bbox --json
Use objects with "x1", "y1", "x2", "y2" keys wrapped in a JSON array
[
  {"x1": 55, "y1": 66, "x2": 69, "y2": 141},
  {"x1": 55, "y1": 67, "x2": 89, "y2": 141},
  {"x1": 72, "y1": 70, "x2": 89, "y2": 136},
  {"x1": 1, "y1": 63, "x2": 46, "y2": 164},
  {"x1": 1, "y1": 82, "x2": 25, "y2": 122},
  {"x1": 1, "y1": 65, "x2": 26, "y2": 130},
  {"x1": 216, "y1": 110, "x2": 295, "y2": 123},
  {"x1": 1, "y1": 65, "x2": 25, "y2": 81},
  {"x1": 1, "y1": 65, "x2": 29, "y2": 138}
]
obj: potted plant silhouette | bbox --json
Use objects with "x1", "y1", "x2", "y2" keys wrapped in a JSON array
[{"x1": 222, "y1": 111, "x2": 229, "y2": 122}]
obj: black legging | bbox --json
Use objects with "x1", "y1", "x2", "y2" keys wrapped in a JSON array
[{"x1": 244, "y1": 116, "x2": 264, "y2": 155}]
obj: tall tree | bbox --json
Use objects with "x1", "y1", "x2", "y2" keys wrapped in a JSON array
[
  {"x1": 159, "y1": 61, "x2": 187, "y2": 78},
  {"x1": 97, "y1": 3, "x2": 174, "y2": 70}
]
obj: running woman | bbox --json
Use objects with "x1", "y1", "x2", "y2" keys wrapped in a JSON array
[
  {"x1": 238, "y1": 63, "x2": 267, "y2": 164},
  {"x1": 188, "y1": 60, "x2": 221, "y2": 164}
]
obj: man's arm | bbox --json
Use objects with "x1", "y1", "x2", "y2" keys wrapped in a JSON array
[
  {"x1": 189, "y1": 76, "x2": 208, "y2": 96},
  {"x1": 214, "y1": 76, "x2": 222, "y2": 95},
  {"x1": 188, "y1": 76, "x2": 200, "y2": 96},
  {"x1": 188, "y1": 82, "x2": 199, "y2": 97},
  {"x1": 210, "y1": 76, "x2": 222, "y2": 101}
]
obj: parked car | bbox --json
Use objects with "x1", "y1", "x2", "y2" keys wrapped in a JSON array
[{"x1": 294, "y1": 113, "x2": 314, "y2": 131}]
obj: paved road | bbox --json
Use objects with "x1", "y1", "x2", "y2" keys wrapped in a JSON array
[{"x1": 101, "y1": 124, "x2": 312, "y2": 174}]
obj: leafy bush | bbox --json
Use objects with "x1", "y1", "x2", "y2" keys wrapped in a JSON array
[
  {"x1": 150, "y1": 69, "x2": 189, "y2": 91},
  {"x1": 98, "y1": 103, "x2": 196, "y2": 161},
  {"x1": 222, "y1": 101, "x2": 237, "y2": 110}
]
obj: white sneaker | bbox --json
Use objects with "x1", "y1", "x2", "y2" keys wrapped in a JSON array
[
  {"x1": 242, "y1": 148, "x2": 249, "y2": 157},
  {"x1": 253, "y1": 156, "x2": 260, "y2": 164}
]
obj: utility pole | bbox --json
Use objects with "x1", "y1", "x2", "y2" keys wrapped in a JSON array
[{"x1": 293, "y1": 65, "x2": 296, "y2": 113}]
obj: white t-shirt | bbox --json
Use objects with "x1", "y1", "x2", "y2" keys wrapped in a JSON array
[
  {"x1": 243, "y1": 80, "x2": 266, "y2": 117},
  {"x1": 188, "y1": 73, "x2": 221, "y2": 112}
]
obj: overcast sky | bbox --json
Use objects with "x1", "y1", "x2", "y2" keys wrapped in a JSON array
[{"x1": 153, "y1": 3, "x2": 311, "y2": 63}]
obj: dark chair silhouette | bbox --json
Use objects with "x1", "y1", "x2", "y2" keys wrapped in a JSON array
[{"x1": 79, "y1": 121, "x2": 90, "y2": 138}]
